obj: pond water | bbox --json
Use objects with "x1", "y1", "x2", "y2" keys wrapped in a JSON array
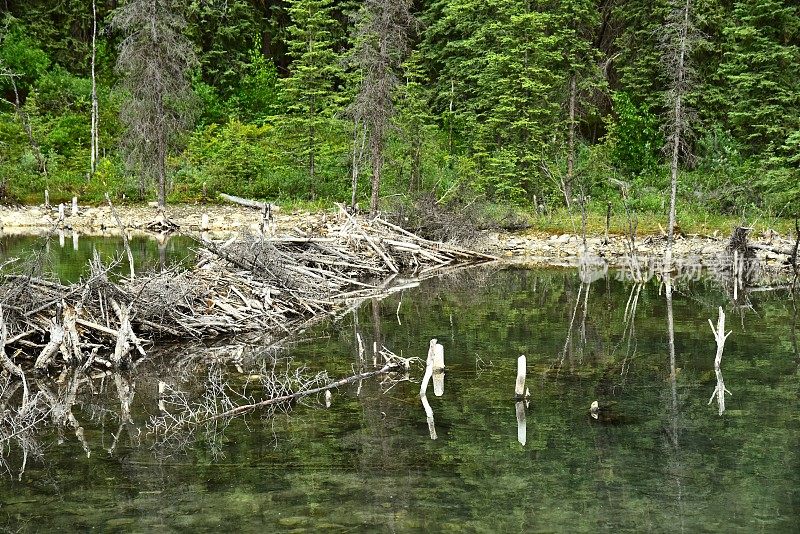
[
  {"x1": 0, "y1": 232, "x2": 195, "y2": 282},
  {"x1": 1, "y1": 238, "x2": 798, "y2": 532}
]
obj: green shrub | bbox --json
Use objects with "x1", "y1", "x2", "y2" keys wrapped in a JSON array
[{"x1": 605, "y1": 92, "x2": 662, "y2": 176}]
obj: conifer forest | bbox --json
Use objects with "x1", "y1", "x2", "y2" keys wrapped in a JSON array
[{"x1": 0, "y1": 0, "x2": 798, "y2": 218}]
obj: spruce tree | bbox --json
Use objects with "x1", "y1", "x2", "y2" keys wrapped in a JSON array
[
  {"x1": 282, "y1": 0, "x2": 342, "y2": 196},
  {"x1": 612, "y1": 0, "x2": 671, "y2": 112},
  {"x1": 396, "y1": 52, "x2": 434, "y2": 193},
  {"x1": 112, "y1": 0, "x2": 196, "y2": 208},
  {"x1": 716, "y1": 0, "x2": 800, "y2": 156},
  {"x1": 421, "y1": 0, "x2": 563, "y2": 202},
  {"x1": 557, "y1": 0, "x2": 603, "y2": 205},
  {"x1": 349, "y1": 0, "x2": 414, "y2": 215}
]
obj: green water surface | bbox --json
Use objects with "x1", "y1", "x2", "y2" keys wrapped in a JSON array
[
  {"x1": 0, "y1": 239, "x2": 798, "y2": 532},
  {"x1": 0, "y1": 233, "x2": 195, "y2": 282}
]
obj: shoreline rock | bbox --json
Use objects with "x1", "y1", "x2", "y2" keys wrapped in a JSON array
[{"x1": 1, "y1": 204, "x2": 796, "y2": 276}]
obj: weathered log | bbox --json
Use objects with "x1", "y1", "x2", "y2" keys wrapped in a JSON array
[
  {"x1": 203, "y1": 360, "x2": 404, "y2": 422},
  {"x1": 516, "y1": 400, "x2": 527, "y2": 446},
  {"x1": 420, "y1": 339, "x2": 438, "y2": 440},
  {"x1": 515, "y1": 355, "x2": 527, "y2": 398},
  {"x1": 707, "y1": 306, "x2": 732, "y2": 415},
  {"x1": 34, "y1": 319, "x2": 65, "y2": 372},
  {"x1": 60, "y1": 305, "x2": 84, "y2": 367},
  {"x1": 748, "y1": 243, "x2": 793, "y2": 256},
  {"x1": 110, "y1": 302, "x2": 132, "y2": 368},
  {"x1": 219, "y1": 193, "x2": 276, "y2": 211}
]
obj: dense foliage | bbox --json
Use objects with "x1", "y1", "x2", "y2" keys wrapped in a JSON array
[{"x1": 0, "y1": 0, "x2": 797, "y2": 218}]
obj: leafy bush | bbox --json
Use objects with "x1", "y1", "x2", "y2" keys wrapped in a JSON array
[
  {"x1": 0, "y1": 16, "x2": 49, "y2": 93},
  {"x1": 605, "y1": 92, "x2": 662, "y2": 176}
]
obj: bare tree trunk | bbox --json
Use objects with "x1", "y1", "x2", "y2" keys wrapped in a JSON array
[
  {"x1": 90, "y1": 0, "x2": 99, "y2": 176},
  {"x1": 566, "y1": 73, "x2": 576, "y2": 206},
  {"x1": 665, "y1": 0, "x2": 691, "y2": 270},
  {"x1": 448, "y1": 79, "x2": 454, "y2": 164},
  {"x1": 370, "y1": 130, "x2": 383, "y2": 216}
]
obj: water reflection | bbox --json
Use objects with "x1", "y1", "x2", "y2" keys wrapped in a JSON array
[
  {"x1": 0, "y1": 233, "x2": 195, "y2": 283},
  {"x1": 432, "y1": 342, "x2": 445, "y2": 397},
  {"x1": 0, "y1": 266, "x2": 797, "y2": 532},
  {"x1": 792, "y1": 290, "x2": 798, "y2": 359},
  {"x1": 515, "y1": 400, "x2": 527, "y2": 446},
  {"x1": 664, "y1": 273, "x2": 686, "y2": 532}
]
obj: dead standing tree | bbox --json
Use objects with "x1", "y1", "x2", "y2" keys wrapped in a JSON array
[
  {"x1": 349, "y1": 0, "x2": 414, "y2": 216},
  {"x1": 90, "y1": 0, "x2": 100, "y2": 177},
  {"x1": 112, "y1": 0, "x2": 196, "y2": 212},
  {"x1": 662, "y1": 0, "x2": 694, "y2": 269}
]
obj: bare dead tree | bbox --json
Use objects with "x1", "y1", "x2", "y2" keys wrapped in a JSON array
[
  {"x1": 566, "y1": 74, "x2": 576, "y2": 206},
  {"x1": 90, "y1": 0, "x2": 99, "y2": 176},
  {"x1": 662, "y1": 0, "x2": 695, "y2": 268},
  {"x1": 112, "y1": 0, "x2": 196, "y2": 209},
  {"x1": 349, "y1": 0, "x2": 414, "y2": 216}
]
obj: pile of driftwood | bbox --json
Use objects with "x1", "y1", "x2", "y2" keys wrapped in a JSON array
[{"x1": 0, "y1": 208, "x2": 495, "y2": 379}]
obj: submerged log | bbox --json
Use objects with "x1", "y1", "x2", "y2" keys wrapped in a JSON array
[
  {"x1": 204, "y1": 360, "x2": 406, "y2": 422},
  {"x1": 34, "y1": 319, "x2": 64, "y2": 372}
]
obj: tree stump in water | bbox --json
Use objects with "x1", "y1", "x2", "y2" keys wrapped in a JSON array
[
  {"x1": 145, "y1": 208, "x2": 180, "y2": 233},
  {"x1": 728, "y1": 226, "x2": 753, "y2": 255}
]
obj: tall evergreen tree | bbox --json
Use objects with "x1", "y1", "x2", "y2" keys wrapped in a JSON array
[
  {"x1": 350, "y1": 0, "x2": 414, "y2": 215},
  {"x1": 557, "y1": 0, "x2": 603, "y2": 205},
  {"x1": 612, "y1": 0, "x2": 671, "y2": 112},
  {"x1": 716, "y1": 0, "x2": 800, "y2": 156},
  {"x1": 396, "y1": 51, "x2": 434, "y2": 194},
  {"x1": 112, "y1": 0, "x2": 196, "y2": 208},
  {"x1": 422, "y1": 0, "x2": 563, "y2": 202},
  {"x1": 282, "y1": 0, "x2": 343, "y2": 196},
  {"x1": 185, "y1": 0, "x2": 262, "y2": 95}
]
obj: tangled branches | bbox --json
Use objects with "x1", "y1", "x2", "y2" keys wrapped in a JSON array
[{"x1": 0, "y1": 208, "x2": 494, "y2": 382}]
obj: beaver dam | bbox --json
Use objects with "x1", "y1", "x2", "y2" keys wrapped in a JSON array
[{"x1": 0, "y1": 208, "x2": 495, "y2": 381}]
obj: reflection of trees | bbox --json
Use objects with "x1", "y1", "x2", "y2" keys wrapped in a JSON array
[
  {"x1": 792, "y1": 290, "x2": 798, "y2": 360},
  {"x1": 664, "y1": 273, "x2": 681, "y2": 507},
  {"x1": 0, "y1": 368, "x2": 95, "y2": 478},
  {"x1": 1, "y1": 267, "x2": 798, "y2": 531}
]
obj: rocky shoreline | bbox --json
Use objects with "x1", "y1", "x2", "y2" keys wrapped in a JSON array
[
  {"x1": 0, "y1": 203, "x2": 275, "y2": 237},
  {"x1": 1, "y1": 203, "x2": 797, "y2": 275}
]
